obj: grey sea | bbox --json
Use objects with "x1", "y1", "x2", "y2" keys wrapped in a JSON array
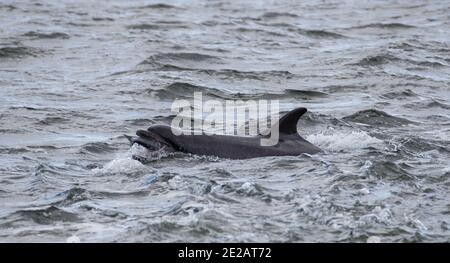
[{"x1": 0, "y1": 0, "x2": 449, "y2": 242}]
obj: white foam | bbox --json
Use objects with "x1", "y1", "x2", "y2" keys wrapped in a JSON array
[
  {"x1": 66, "y1": 235, "x2": 81, "y2": 243},
  {"x1": 129, "y1": 143, "x2": 171, "y2": 162},
  {"x1": 366, "y1": 236, "x2": 381, "y2": 243},
  {"x1": 128, "y1": 143, "x2": 150, "y2": 158},
  {"x1": 306, "y1": 129, "x2": 383, "y2": 152},
  {"x1": 92, "y1": 144, "x2": 151, "y2": 175},
  {"x1": 93, "y1": 157, "x2": 147, "y2": 176},
  {"x1": 359, "y1": 206, "x2": 392, "y2": 225}
]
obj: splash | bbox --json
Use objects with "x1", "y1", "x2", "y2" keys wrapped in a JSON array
[
  {"x1": 92, "y1": 157, "x2": 147, "y2": 176},
  {"x1": 92, "y1": 144, "x2": 162, "y2": 175},
  {"x1": 306, "y1": 129, "x2": 383, "y2": 152},
  {"x1": 129, "y1": 143, "x2": 170, "y2": 163}
]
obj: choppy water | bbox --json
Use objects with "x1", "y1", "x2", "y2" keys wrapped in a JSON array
[{"x1": 1, "y1": 0, "x2": 449, "y2": 242}]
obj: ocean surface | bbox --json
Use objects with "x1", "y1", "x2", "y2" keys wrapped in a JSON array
[{"x1": 0, "y1": 0, "x2": 449, "y2": 242}]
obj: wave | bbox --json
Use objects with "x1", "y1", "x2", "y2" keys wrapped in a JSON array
[
  {"x1": 273, "y1": 26, "x2": 347, "y2": 39},
  {"x1": 355, "y1": 54, "x2": 398, "y2": 66},
  {"x1": 214, "y1": 181, "x2": 271, "y2": 202},
  {"x1": 79, "y1": 142, "x2": 118, "y2": 154},
  {"x1": 125, "y1": 118, "x2": 156, "y2": 126},
  {"x1": 53, "y1": 187, "x2": 89, "y2": 206},
  {"x1": 249, "y1": 22, "x2": 345, "y2": 39},
  {"x1": 306, "y1": 130, "x2": 383, "y2": 151},
  {"x1": 236, "y1": 182, "x2": 268, "y2": 198},
  {"x1": 263, "y1": 22, "x2": 296, "y2": 28},
  {"x1": 351, "y1": 23, "x2": 416, "y2": 29},
  {"x1": 0, "y1": 128, "x2": 26, "y2": 134},
  {"x1": 387, "y1": 136, "x2": 449, "y2": 155},
  {"x1": 425, "y1": 100, "x2": 450, "y2": 110},
  {"x1": 235, "y1": 27, "x2": 287, "y2": 37},
  {"x1": 53, "y1": 186, "x2": 153, "y2": 207},
  {"x1": 298, "y1": 29, "x2": 346, "y2": 39},
  {"x1": 343, "y1": 109, "x2": 414, "y2": 127},
  {"x1": 127, "y1": 23, "x2": 160, "y2": 30},
  {"x1": 139, "y1": 3, "x2": 178, "y2": 9},
  {"x1": 150, "y1": 82, "x2": 329, "y2": 101},
  {"x1": 355, "y1": 52, "x2": 446, "y2": 68},
  {"x1": 197, "y1": 69, "x2": 294, "y2": 81},
  {"x1": 0, "y1": 4, "x2": 16, "y2": 11},
  {"x1": 110, "y1": 67, "x2": 296, "y2": 82},
  {"x1": 284, "y1": 89, "x2": 328, "y2": 98},
  {"x1": 92, "y1": 17, "x2": 114, "y2": 22},
  {"x1": 23, "y1": 31, "x2": 70, "y2": 39},
  {"x1": 299, "y1": 111, "x2": 352, "y2": 128},
  {"x1": 8, "y1": 106, "x2": 49, "y2": 111},
  {"x1": 363, "y1": 160, "x2": 416, "y2": 181},
  {"x1": 259, "y1": 12, "x2": 299, "y2": 19},
  {"x1": 33, "y1": 163, "x2": 67, "y2": 178},
  {"x1": 134, "y1": 53, "x2": 301, "y2": 81},
  {"x1": 415, "y1": 60, "x2": 447, "y2": 68},
  {"x1": 37, "y1": 116, "x2": 70, "y2": 125},
  {"x1": 127, "y1": 22, "x2": 188, "y2": 30},
  {"x1": 138, "y1": 52, "x2": 223, "y2": 70},
  {"x1": 404, "y1": 99, "x2": 450, "y2": 110},
  {"x1": 0, "y1": 147, "x2": 30, "y2": 154},
  {"x1": 322, "y1": 85, "x2": 369, "y2": 93},
  {"x1": 31, "y1": 163, "x2": 74, "y2": 189},
  {"x1": 11, "y1": 206, "x2": 80, "y2": 224},
  {"x1": 358, "y1": 206, "x2": 393, "y2": 225},
  {"x1": 67, "y1": 22, "x2": 94, "y2": 27},
  {"x1": 150, "y1": 82, "x2": 229, "y2": 100},
  {"x1": 381, "y1": 89, "x2": 417, "y2": 99},
  {"x1": 0, "y1": 46, "x2": 39, "y2": 59},
  {"x1": 141, "y1": 52, "x2": 221, "y2": 63}
]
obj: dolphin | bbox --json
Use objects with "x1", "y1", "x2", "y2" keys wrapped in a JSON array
[{"x1": 126, "y1": 107, "x2": 321, "y2": 160}]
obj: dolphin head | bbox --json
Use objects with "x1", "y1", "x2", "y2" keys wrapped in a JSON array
[
  {"x1": 125, "y1": 125, "x2": 176, "y2": 161},
  {"x1": 130, "y1": 125, "x2": 175, "y2": 150}
]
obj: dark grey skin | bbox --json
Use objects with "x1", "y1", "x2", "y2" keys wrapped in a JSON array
[{"x1": 126, "y1": 107, "x2": 321, "y2": 160}]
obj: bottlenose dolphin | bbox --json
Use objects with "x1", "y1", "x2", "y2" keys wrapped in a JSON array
[{"x1": 126, "y1": 107, "x2": 321, "y2": 160}]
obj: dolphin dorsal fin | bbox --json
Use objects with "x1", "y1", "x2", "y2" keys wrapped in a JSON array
[
  {"x1": 259, "y1": 107, "x2": 308, "y2": 137},
  {"x1": 276, "y1": 107, "x2": 307, "y2": 135}
]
